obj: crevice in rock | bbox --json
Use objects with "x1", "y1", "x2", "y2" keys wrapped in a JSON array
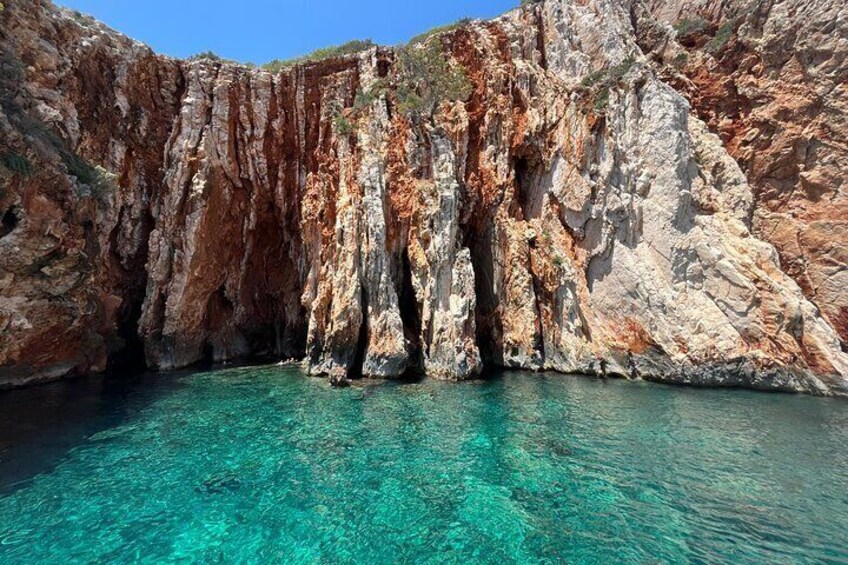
[
  {"x1": 200, "y1": 341, "x2": 216, "y2": 369},
  {"x1": 276, "y1": 308, "x2": 308, "y2": 360},
  {"x1": 398, "y1": 248, "x2": 424, "y2": 374},
  {"x1": 836, "y1": 306, "x2": 848, "y2": 353},
  {"x1": 204, "y1": 286, "x2": 237, "y2": 363},
  {"x1": 107, "y1": 297, "x2": 147, "y2": 376},
  {"x1": 350, "y1": 286, "x2": 369, "y2": 379},
  {"x1": 81, "y1": 219, "x2": 98, "y2": 267},
  {"x1": 1, "y1": 205, "x2": 20, "y2": 238},
  {"x1": 535, "y1": 8, "x2": 548, "y2": 70},
  {"x1": 512, "y1": 157, "x2": 530, "y2": 220},
  {"x1": 466, "y1": 224, "x2": 501, "y2": 367},
  {"x1": 527, "y1": 236, "x2": 547, "y2": 366},
  {"x1": 512, "y1": 156, "x2": 545, "y2": 220}
]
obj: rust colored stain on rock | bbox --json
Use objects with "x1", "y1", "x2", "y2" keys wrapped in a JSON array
[
  {"x1": 651, "y1": 0, "x2": 848, "y2": 345},
  {"x1": 1, "y1": 0, "x2": 847, "y2": 394}
]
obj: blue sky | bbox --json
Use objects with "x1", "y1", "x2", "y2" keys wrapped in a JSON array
[{"x1": 57, "y1": 0, "x2": 519, "y2": 64}]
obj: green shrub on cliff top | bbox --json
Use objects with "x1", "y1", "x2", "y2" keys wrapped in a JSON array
[
  {"x1": 394, "y1": 41, "x2": 472, "y2": 119},
  {"x1": 187, "y1": 51, "x2": 251, "y2": 66},
  {"x1": 189, "y1": 51, "x2": 224, "y2": 62},
  {"x1": 337, "y1": 37, "x2": 471, "y2": 125},
  {"x1": 306, "y1": 30, "x2": 471, "y2": 128},
  {"x1": 407, "y1": 18, "x2": 471, "y2": 46},
  {"x1": 262, "y1": 39, "x2": 375, "y2": 72}
]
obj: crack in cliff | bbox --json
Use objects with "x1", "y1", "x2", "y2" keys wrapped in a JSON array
[
  {"x1": 350, "y1": 285, "x2": 369, "y2": 379},
  {"x1": 466, "y1": 225, "x2": 500, "y2": 367},
  {"x1": 0, "y1": 205, "x2": 19, "y2": 238},
  {"x1": 398, "y1": 248, "x2": 424, "y2": 374}
]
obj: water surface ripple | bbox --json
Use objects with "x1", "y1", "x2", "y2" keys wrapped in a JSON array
[{"x1": 0, "y1": 367, "x2": 846, "y2": 563}]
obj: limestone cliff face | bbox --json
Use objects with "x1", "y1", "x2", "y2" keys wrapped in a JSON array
[
  {"x1": 641, "y1": 0, "x2": 848, "y2": 347},
  {"x1": 1, "y1": 0, "x2": 846, "y2": 394}
]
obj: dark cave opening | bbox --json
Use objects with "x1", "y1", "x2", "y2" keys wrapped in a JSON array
[
  {"x1": 271, "y1": 314, "x2": 307, "y2": 360},
  {"x1": 1, "y1": 206, "x2": 20, "y2": 239},
  {"x1": 398, "y1": 248, "x2": 424, "y2": 375},
  {"x1": 514, "y1": 157, "x2": 531, "y2": 220},
  {"x1": 465, "y1": 224, "x2": 501, "y2": 367},
  {"x1": 201, "y1": 286, "x2": 248, "y2": 366},
  {"x1": 513, "y1": 156, "x2": 545, "y2": 220},
  {"x1": 350, "y1": 286, "x2": 370, "y2": 379},
  {"x1": 200, "y1": 341, "x2": 216, "y2": 370},
  {"x1": 107, "y1": 298, "x2": 148, "y2": 376}
]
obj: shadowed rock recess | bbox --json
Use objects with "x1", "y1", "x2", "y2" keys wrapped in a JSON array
[{"x1": 1, "y1": 0, "x2": 846, "y2": 394}]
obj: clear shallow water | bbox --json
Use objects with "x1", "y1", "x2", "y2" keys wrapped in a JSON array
[{"x1": 0, "y1": 367, "x2": 846, "y2": 564}]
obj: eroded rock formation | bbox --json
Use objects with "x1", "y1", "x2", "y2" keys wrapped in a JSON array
[{"x1": 1, "y1": 0, "x2": 846, "y2": 394}]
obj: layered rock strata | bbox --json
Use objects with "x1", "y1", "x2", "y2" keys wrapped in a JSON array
[{"x1": 0, "y1": 0, "x2": 846, "y2": 394}]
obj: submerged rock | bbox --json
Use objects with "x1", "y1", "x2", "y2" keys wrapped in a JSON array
[{"x1": 0, "y1": 0, "x2": 846, "y2": 394}]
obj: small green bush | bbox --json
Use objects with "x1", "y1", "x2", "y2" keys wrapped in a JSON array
[
  {"x1": 353, "y1": 88, "x2": 377, "y2": 111},
  {"x1": 353, "y1": 79, "x2": 390, "y2": 111},
  {"x1": 262, "y1": 39, "x2": 375, "y2": 72},
  {"x1": 62, "y1": 151, "x2": 97, "y2": 184},
  {"x1": 593, "y1": 87, "x2": 610, "y2": 112},
  {"x1": 189, "y1": 51, "x2": 223, "y2": 62},
  {"x1": 674, "y1": 17, "x2": 708, "y2": 36},
  {"x1": 60, "y1": 151, "x2": 115, "y2": 196},
  {"x1": 580, "y1": 56, "x2": 634, "y2": 89},
  {"x1": 580, "y1": 69, "x2": 606, "y2": 88},
  {"x1": 706, "y1": 20, "x2": 737, "y2": 54},
  {"x1": 407, "y1": 19, "x2": 471, "y2": 46},
  {"x1": 0, "y1": 48, "x2": 26, "y2": 97},
  {"x1": 29, "y1": 121, "x2": 113, "y2": 193},
  {"x1": 187, "y1": 51, "x2": 247, "y2": 66},
  {"x1": 1, "y1": 152, "x2": 33, "y2": 177},
  {"x1": 394, "y1": 41, "x2": 472, "y2": 119},
  {"x1": 608, "y1": 56, "x2": 634, "y2": 81},
  {"x1": 579, "y1": 56, "x2": 634, "y2": 114},
  {"x1": 3, "y1": 107, "x2": 115, "y2": 198},
  {"x1": 333, "y1": 114, "x2": 355, "y2": 136}
]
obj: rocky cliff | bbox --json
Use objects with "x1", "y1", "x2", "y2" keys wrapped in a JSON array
[{"x1": 1, "y1": 0, "x2": 846, "y2": 394}]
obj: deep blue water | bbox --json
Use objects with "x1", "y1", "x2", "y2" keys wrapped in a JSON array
[{"x1": 0, "y1": 366, "x2": 846, "y2": 564}]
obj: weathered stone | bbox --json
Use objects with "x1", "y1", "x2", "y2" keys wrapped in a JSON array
[
  {"x1": 644, "y1": 0, "x2": 848, "y2": 345},
  {"x1": 1, "y1": 0, "x2": 846, "y2": 395}
]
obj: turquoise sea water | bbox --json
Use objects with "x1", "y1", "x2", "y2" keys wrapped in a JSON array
[{"x1": 0, "y1": 366, "x2": 846, "y2": 564}]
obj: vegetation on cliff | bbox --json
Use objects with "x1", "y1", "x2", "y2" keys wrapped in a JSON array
[
  {"x1": 407, "y1": 18, "x2": 471, "y2": 46},
  {"x1": 262, "y1": 39, "x2": 376, "y2": 72},
  {"x1": 393, "y1": 41, "x2": 473, "y2": 118},
  {"x1": 332, "y1": 34, "x2": 472, "y2": 137},
  {"x1": 0, "y1": 152, "x2": 32, "y2": 177},
  {"x1": 579, "y1": 56, "x2": 635, "y2": 113}
]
